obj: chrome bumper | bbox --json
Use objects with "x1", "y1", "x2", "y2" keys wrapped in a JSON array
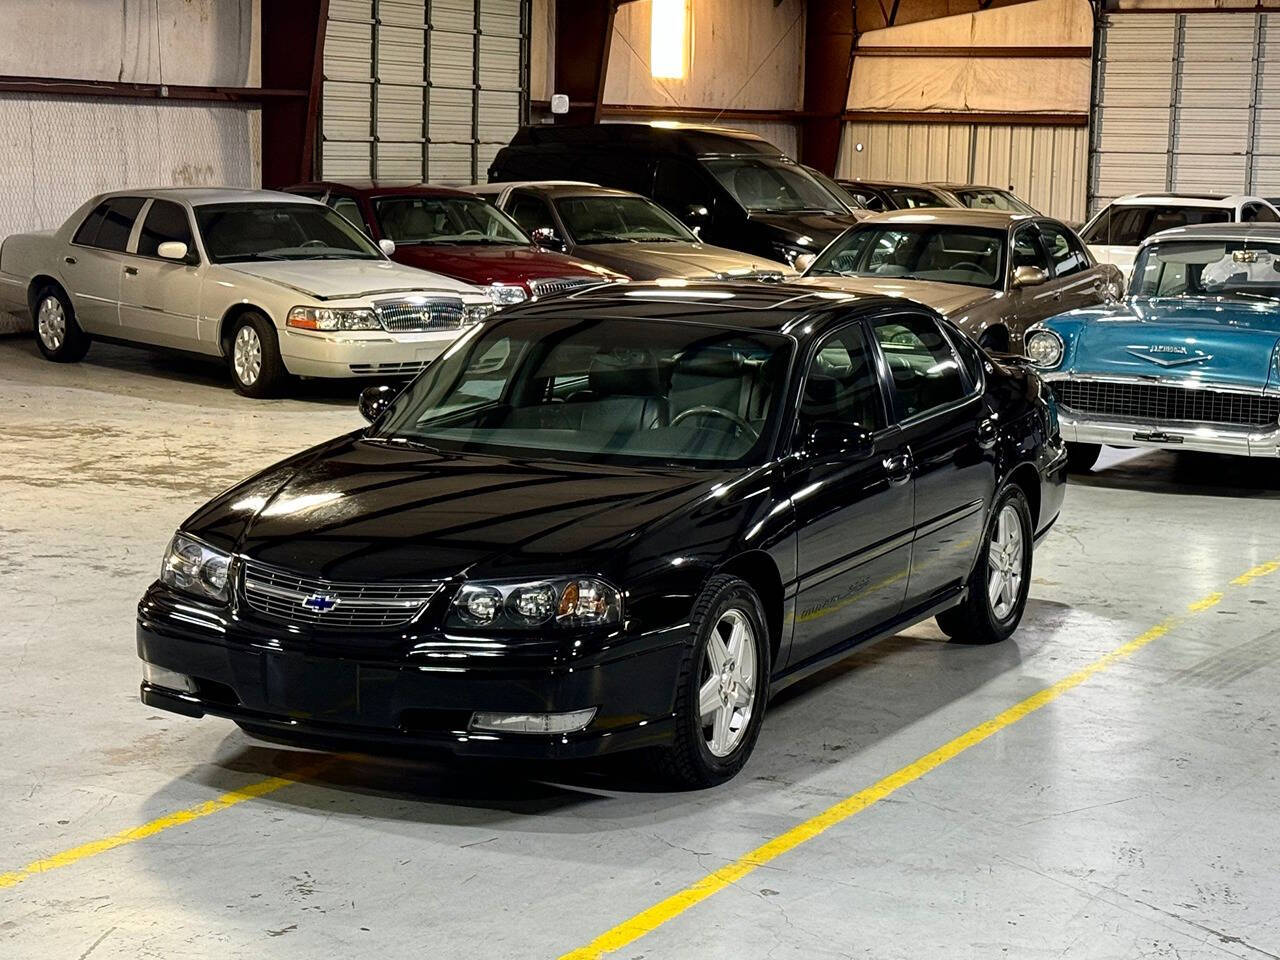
[
  {"x1": 279, "y1": 326, "x2": 468, "y2": 379},
  {"x1": 1059, "y1": 410, "x2": 1280, "y2": 458}
]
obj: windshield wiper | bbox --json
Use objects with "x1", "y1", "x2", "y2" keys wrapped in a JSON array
[{"x1": 1216, "y1": 290, "x2": 1280, "y2": 303}]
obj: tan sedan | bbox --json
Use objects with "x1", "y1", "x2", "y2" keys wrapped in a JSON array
[{"x1": 794, "y1": 209, "x2": 1123, "y2": 353}]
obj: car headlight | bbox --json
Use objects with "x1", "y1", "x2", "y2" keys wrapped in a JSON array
[
  {"x1": 1025, "y1": 328, "x2": 1064, "y2": 368},
  {"x1": 447, "y1": 577, "x2": 622, "y2": 631},
  {"x1": 464, "y1": 303, "x2": 497, "y2": 325},
  {"x1": 486, "y1": 283, "x2": 528, "y2": 306},
  {"x1": 160, "y1": 532, "x2": 231, "y2": 602},
  {"x1": 286, "y1": 306, "x2": 381, "y2": 331}
]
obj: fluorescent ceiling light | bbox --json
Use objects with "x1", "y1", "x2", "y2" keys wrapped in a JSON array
[{"x1": 651, "y1": 0, "x2": 688, "y2": 79}]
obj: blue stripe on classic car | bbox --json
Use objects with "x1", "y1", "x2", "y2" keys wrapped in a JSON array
[{"x1": 1024, "y1": 222, "x2": 1280, "y2": 470}]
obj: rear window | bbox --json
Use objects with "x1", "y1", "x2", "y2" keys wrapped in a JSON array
[{"x1": 1083, "y1": 204, "x2": 1232, "y2": 246}]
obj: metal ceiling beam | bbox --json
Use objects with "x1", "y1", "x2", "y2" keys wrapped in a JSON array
[
  {"x1": 260, "y1": 0, "x2": 328, "y2": 188},
  {"x1": 799, "y1": 0, "x2": 857, "y2": 174}
]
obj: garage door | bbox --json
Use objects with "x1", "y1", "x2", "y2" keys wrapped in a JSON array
[
  {"x1": 321, "y1": 0, "x2": 528, "y2": 184},
  {"x1": 1090, "y1": 11, "x2": 1280, "y2": 214}
]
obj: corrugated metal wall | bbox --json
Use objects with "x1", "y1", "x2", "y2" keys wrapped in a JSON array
[
  {"x1": 836, "y1": 121, "x2": 1089, "y2": 222},
  {"x1": 1091, "y1": 12, "x2": 1280, "y2": 215},
  {"x1": 321, "y1": 0, "x2": 528, "y2": 183}
]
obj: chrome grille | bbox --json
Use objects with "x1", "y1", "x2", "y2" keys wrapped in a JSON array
[
  {"x1": 1052, "y1": 380, "x2": 1280, "y2": 428},
  {"x1": 529, "y1": 276, "x2": 600, "y2": 299},
  {"x1": 240, "y1": 561, "x2": 442, "y2": 629},
  {"x1": 348, "y1": 360, "x2": 430, "y2": 376},
  {"x1": 373, "y1": 297, "x2": 466, "y2": 332}
]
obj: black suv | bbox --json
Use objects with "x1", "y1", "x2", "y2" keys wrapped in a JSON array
[{"x1": 488, "y1": 123, "x2": 861, "y2": 266}]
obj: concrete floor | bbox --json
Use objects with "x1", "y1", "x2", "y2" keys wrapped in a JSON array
[{"x1": 2, "y1": 333, "x2": 1279, "y2": 960}]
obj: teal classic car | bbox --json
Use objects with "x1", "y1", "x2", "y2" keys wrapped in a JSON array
[{"x1": 1025, "y1": 223, "x2": 1280, "y2": 472}]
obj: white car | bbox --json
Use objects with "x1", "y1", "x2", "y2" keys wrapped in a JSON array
[
  {"x1": 0, "y1": 188, "x2": 494, "y2": 396},
  {"x1": 1080, "y1": 192, "x2": 1280, "y2": 280}
]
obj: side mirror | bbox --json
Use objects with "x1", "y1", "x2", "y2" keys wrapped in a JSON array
[
  {"x1": 378, "y1": 238, "x2": 396, "y2": 257},
  {"x1": 804, "y1": 421, "x2": 874, "y2": 461},
  {"x1": 157, "y1": 241, "x2": 189, "y2": 261},
  {"x1": 683, "y1": 204, "x2": 710, "y2": 224},
  {"x1": 358, "y1": 384, "x2": 398, "y2": 424},
  {"x1": 530, "y1": 227, "x2": 565, "y2": 251},
  {"x1": 793, "y1": 253, "x2": 816, "y2": 274},
  {"x1": 1012, "y1": 265, "x2": 1049, "y2": 288}
]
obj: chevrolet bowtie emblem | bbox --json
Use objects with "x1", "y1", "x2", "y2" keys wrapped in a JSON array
[
  {"x1": 1126, "y1": 345, "x2": 1213, "y2": 367},
  {"x1": 301, "y1": 594, "x2": 339, "y2": 612}
]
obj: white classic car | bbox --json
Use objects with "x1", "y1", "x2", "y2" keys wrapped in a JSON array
[{"x1": 0, "y1": 188, "x2": 495, "y2": 396}]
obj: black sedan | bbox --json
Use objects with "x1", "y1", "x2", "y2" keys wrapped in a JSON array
[{"x1": 137, "y1": 283, "x2": 1067, "y2": 787}]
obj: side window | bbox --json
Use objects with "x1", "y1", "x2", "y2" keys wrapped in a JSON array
[
  {"x1": 1038, "y1": 221, "x2": 1088, "y2": 277},
  {"x1": 799, "y1": 323, "x2": 886, "y2": 435},
  {"x1": 873, "y1": 314, "x2": 969, "y2": 420},
  {"x1": 1243, "y1": 203, "x2": 1280, "y2": 223},
  {"x1": 137, "y1": 200, "x2": 195, "y2": 259},
  {"x1": 1010, "y1": 225, "x2": 1049, "y2": 272},
  {"x1": 328, "y1": 195, "x2": 365, "y2": 231},
  {"x1": 74, "y1": 197, "x2": 145, "y2": 251},
  {"x1": 653, "y1": 159, "x2": 714, "y2": 219},
  {"x1": 507, "y1": 193, "x2": 557, "y2": 236}
]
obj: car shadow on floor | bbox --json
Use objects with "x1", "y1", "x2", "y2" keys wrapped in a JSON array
[
  {"x1": 146, "y1": 598, "x2": 1072, "y2": 828},
  {"x1": 1070, "y1": 448, "x2": 1280, "y2": 498}
]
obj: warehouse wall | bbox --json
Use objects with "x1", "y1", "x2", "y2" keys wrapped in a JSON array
[
  {"x1": 601, "y1": 0, "x2": 804, "y2": 155},
  {"x1": 0, "y1": 0, "x2": 261, "y2": 332}
]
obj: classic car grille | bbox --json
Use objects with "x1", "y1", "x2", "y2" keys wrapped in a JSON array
[
  {"x1": 1052, "y1": 380, "x2": 1280, "y2": 428},
  {"x1": 373, "y1": 297, "x2": 466, "y2": 332},
  {"x1": 240, "y1": 561, "x2": 443, "y2": 629},
  {"x1": 528, "y1": 276, "x2": 600, "y2": 298}
]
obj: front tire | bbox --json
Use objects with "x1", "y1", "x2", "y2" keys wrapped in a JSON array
[
  {"x1": 32, "y1": 284, "x2": 91, "y2": 362},
  {"x1": 661, "y1": 575, "x2": 771, "y2": 788},
  {"x1": 226, "y1": 311, "x2": 287, "y2": 397},
  {"x1": 936, "y1": 483, "x2": 1033, "y2": 645},
  {"x1": 1066, "y1": 442, "x2": 1102, "y2": 473}
]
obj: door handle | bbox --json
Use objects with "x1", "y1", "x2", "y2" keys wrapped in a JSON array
[
  {"x1": 63, "y1": 256, "x2": 76, "y2": 265},
  {"x1": 124, "y1": 266, "x2": 138, "y2": 276},
  {"x1": 883, "y1": 452, "x2": 913, "y2": 486},
  {"x1": 977, "y1": 417, "x2": 998, "y2": 449}
]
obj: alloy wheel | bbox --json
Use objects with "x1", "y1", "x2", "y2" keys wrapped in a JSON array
[
  {"x1": 233, "y1": 325, "x2": 262, "y2": 386},
  {"x1": 37, "y1": 296, "x2": 66, "y2": 351},
  {"x1": 698, "y1": 607, "x2": 757, "y2": 758},
  {"x1": 987, "y1": 503, "x2": 1025, "y2": 621}
]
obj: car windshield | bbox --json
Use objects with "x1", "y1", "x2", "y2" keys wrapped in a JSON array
[
  {"x1": 374, "y1": 195, "x2": 528, "y2": 245},
  {"x1": 805, "y1": 166, "x2": 866, "y2": 213},
  {"x1": 372, "y1": 316, "x2": 792, "y2": 466},
  {"x1": 885, "y1": 187, "x2": 950, "y2": 209},
  {"x1": 705, "y1": 157, "x2": 844, "y2": 214},
  {"x1": 194, "y1": 202, "x2": 382, "y2": 263},
  {"x1": 1082, "y1": 205, "x2": 1232, "y2": 247},
  {"x1": 1132, "y1": 239, "x2": 1280, "y2": 301},
  {"x1": 954, "y1": 188, "x2": 1036, "y2": 215},
  {"x1": 808, "y1": 223, "x2": 1005, "y2": 289},
  {"x1": 554, "y1": 196, "x2": 696, "y2": 244}
]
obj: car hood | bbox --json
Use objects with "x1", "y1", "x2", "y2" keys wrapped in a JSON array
[
  {"x1": 1061, "y1": 297, "x2": 1280, "y2": 389},
  {"x1": 791, "y1": 274, "x2": 994, "y2": 316},
  {"x1": 390, "y1": 244, "x2": 620, "y2": 288},
  {"x1": 224, "y1": 258, "x2": 483, "y2": 301},
  {"x1": 186, "y1": 437, "x2": 731, "y2": 583},
  {"x1": 748, "y1": 210, "x2": 862, "y2": 250},
  {"x1": 574, "y1": 242, "x2": 789, "y2": 280}
]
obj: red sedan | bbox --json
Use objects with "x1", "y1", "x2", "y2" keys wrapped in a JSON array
[{"x1": 287, "y1": 181, "x2": 622, "y2": 305}]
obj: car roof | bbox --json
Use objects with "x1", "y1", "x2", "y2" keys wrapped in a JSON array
[
  {"x1": 1111, "y1": 192, "x2": 1259, "y2": 208},
  {"x1": 836, "y1": 179, "x2": 939, "y2": 192},
  {"x1": 858, "y1": 208, "x2": 1031, "y2": 229},
  {"x1": 928, "y1": 183, "x2": 1006, "y2": 192},
  {"x1": 104, "y1": 187, "x2": 317, "y2": 207},
  {"x1": 292, "y1": 181, "x2": 477, "y2": 199},
  {"x1": 1141, "y1": 222, "x2": 1280, "y2": 246},
  {"x1": 503, "y1": 280, "x2": 914, "y2": 333},
  {"x1": 506, "y1": 122, "x2": 784, "y2": 158},
  {"x1": 476, "y1": 181, "x2": 639, "y2": 200}
]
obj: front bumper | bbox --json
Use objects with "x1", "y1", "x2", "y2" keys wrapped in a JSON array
[
  {"x1": 136, "y1": 591, "x2": 685, "y2": 760},
  {"x1": 279, "y1": 326, "x2": 471, "y2": 379},
  {"x1": 1059, "y1": 409, "x2": 1280, "y2": 458}
]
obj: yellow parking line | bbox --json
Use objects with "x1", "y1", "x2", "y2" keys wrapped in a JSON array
[
  {"x1": 0, "y1": 761, "x2": 328, "y2": 889},
  {"x1": 557, "y1": 561, "x2": 1278, "y2": 960}
]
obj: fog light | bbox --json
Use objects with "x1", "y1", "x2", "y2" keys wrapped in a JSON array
[
  {"x1": 143, "y1": 663, "x2": 196, "y2": 694},
  {"x1": 470, "y1": 708, "x2": 597, "y2": 735}
]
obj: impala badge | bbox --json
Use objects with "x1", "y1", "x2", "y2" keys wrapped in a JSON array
[{"x1": 1126, "y1": 344, "x2": 1213, "y2": 367}]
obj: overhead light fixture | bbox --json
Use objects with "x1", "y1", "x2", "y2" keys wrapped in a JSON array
[{"x1": 650, "y1": 0, "x2": 688, "y2": 79}]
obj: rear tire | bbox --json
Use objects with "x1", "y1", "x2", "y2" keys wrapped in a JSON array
[
  {"x1": 32, "y1": 284, "x2": 90, "y2": 362},
  {"x1": 936, "y1": 483, "x2": 1033, "y2": 645},
  {"x1": 660, "y1": 575, "x2": 771, "y2": 788},
  {"x1": 225, "y1": 311, "x2": 287, "y2": 398},
  {"x1": 1066, "y1": 442, "x2": 1102, "y2": 473}
]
